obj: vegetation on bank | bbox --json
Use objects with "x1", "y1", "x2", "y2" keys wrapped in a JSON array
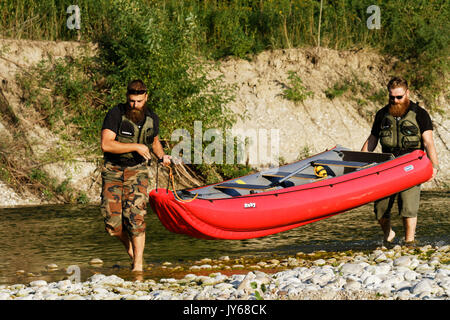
[
  {"x1": 1, "y1": 0, "x2": 448, "y2": 103},
  {"x1": 0, "y1": 0, "x2": 448, "y2": 201}
]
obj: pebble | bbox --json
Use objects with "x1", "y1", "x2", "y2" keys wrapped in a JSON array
[
  {"x1": 29, "y1": 280, "x2": 47, "y2": 287},
  {"x1": 89, "y1": 258, "x2": 104, "y2": 266},
  {"x1": 1, "y1": 245, "x2": 449, "y2": 300},
  {"x1": 46, "y1": 264, "x2": 58, "y2": 271},
  {"x1": 393, "y1": 256, "x2": 411, "y2": 267}
]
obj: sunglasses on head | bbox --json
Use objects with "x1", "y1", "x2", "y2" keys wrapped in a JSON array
[
  {"x1": 389, "y1": 94, "x2": 405, "y2": 100},
  {"x1": 127, "y1": 89, "x2": 147, "y2": 95}
]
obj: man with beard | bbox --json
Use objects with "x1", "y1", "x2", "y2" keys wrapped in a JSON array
[
  {"x1": 100, "y1": 79, "x2": 171, "y2": 272},
  {"x1": 361, "y1": 77, "x2": 439, "y2": 244}
]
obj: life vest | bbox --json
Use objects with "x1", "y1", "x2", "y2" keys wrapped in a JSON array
[
  {"x1": 379, "y1": 106, "x2": 422, "y2": 155},
  {"x1": 116, "y1": 114, "x2": 156, "y2": 161}
]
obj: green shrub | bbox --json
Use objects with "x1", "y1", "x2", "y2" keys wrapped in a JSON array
[{"x1": 283, "y1": 71, "x2": 314, "y2": 103}]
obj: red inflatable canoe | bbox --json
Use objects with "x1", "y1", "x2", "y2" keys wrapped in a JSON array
[{"x1": 149, "y1": 146, "x2": 432, "y2": 240}]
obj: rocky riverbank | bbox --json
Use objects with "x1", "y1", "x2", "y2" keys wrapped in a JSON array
[{"x1": 1, "y1": 244, "x2": 449, "y2": 300}]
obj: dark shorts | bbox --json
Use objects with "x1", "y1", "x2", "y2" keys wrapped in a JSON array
[
  {"x1": 101, "y1": 162, "x2": 149, "y2": 237},
  {"x1": 374, "y1": 185, "x2": 421, "y2": 220}
]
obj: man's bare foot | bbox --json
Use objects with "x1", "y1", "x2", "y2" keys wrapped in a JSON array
[
  {"x1": 385, "y1": 229, "x2": 396, "y2": 243},
  {"x1": 131, "y1": 264, "x2": 143, "y2": 272}
]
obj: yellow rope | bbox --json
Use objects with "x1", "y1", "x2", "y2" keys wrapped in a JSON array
[{"x1": 169, "y1": 166, "x2": 198, "y2": 202}]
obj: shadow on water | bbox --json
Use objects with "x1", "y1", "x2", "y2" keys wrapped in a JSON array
[{"x1": 0, "y1": 191, "x2": 448, "y2": 285}]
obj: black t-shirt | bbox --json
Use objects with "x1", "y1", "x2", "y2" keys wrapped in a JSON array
[
  {"x1": 370, "y1": 101, "x2": 433, "y2": 152},
  {"x1": 101, "y1": 103, "x2": 159, "y2": 166}
]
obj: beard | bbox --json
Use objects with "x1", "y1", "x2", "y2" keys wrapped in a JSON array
[
  {"x1": 125, "y1": 106, "x2": 145, "y2": 124},
  {"x1": 389, "y1": 97, "x2": 410, "y2": 117}
]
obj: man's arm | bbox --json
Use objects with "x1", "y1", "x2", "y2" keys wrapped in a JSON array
[
  {"x1": 361, "y1": 134, "x2": 378, "y2": 152},
  {"x1": 101, "y1": 128, "x2": 151, "y2": 161},
  {"x1": 422, "y1": 129, "x2": 439, "y2": 180},
  {"x1": 152, "y1": 136, "x2": 171, "y2": 165}
]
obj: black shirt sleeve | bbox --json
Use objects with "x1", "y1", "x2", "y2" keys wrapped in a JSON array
[
  {"x1": 370, "y1": 105, "x2": 389, "y2": 138},
  {"x1": 415, "y1": 105, "x2": 433, "y2": 133},
  {"x1": 150, "y1": 111, "x2": 160, "y2": 137},
  {"x1": 101, "y1": 105, "x2": 122, "y2": 134}
]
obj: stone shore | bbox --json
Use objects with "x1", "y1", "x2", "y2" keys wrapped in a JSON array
[{"x1": 0, "y1": 244, "x2": 449, "y2": 300}]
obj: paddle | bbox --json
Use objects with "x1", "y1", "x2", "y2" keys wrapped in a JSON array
[{"x1": 269, "y1": 162, "x2": 312, "y2": 187}]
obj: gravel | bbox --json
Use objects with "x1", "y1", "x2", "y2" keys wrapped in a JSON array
[{"x1": 1, "y1": 244, "x2": 449, "y2": 300}]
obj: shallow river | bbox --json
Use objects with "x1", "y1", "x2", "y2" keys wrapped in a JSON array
[{"x1": 0, "y1": 191, "x2": 448, "y2": 285}]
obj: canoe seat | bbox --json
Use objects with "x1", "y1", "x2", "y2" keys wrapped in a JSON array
[
  {"x1": 312, "y1": 159, "x2": 369, "y2": 168},
  {"x1": 214, "y1": 183, "x2": 273, "y2": 190},
  {"x1": 262, "y1": 172, "x2": 319, "y2": 180}
]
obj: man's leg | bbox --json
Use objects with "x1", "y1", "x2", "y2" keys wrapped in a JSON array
[
  {"x1": 403, "y1": 217, "x2": 417, "y2": 243},
  {"x1": 378, "y1": 217, "x2": 396, "y2": 242},
  {"x1": 399, "y1": 185, "x2": 421, "y2": 243},
  {"x1": 131, "y1": 233, "x2": 145, "y2": 272},
  {"x1": 123, "y1": 164, "x2": 149, "y2": 272},
  {"x1": 101, "y1": 162, "x2": 134, "y2": 258},
  {"x1": 115, "y1": 230, "x2": 134, "y2": 260},
  {"x1": 374, "y1": 195, "x2": 396, "y2": 242}
]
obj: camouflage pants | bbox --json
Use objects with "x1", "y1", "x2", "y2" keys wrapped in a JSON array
[{"x1": 101, "y1": 162, "x2": 149, "y2": 238}]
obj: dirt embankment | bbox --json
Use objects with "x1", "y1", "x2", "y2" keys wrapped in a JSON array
[{"x1": 0, "y1": 40, "x2": 448, "y2": 207}]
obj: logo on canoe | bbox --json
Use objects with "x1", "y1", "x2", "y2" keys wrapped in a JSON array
[
  {"x1": 404, "y1": 165, "x2": 414, "y2": 172},
  {"x1": 244, "y1": 202, "x2": 256, "y2": 208}
]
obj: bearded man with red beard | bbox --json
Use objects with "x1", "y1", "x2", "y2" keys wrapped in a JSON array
[
  {"x1": 100, "y1": 79, "x2": 171, "y2": 272},
  {"x1": 362, "y1": 77, "x2": 439, "y2": 245}
]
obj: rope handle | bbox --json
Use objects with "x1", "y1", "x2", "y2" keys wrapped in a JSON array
[{"x1": 168, "y1": 164, "x2": 198, "y2": 203}]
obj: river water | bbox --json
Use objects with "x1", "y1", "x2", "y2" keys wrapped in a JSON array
[{"x1": 0, "y1": 191, "x2": 448, "y2": 285}]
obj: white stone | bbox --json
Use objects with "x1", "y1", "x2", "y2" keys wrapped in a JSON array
[
  {"x1": 46, "y1": 263, "x2": 58, "y2": 271},
  {"x1": 404, "y1": 270, "x2": 418, "y2": 282},
  {"x1": 396, "y1": 290, "x2": 411, "y2": 300},
  {"x1": 363, "y1": 275, "x2": 382, "y2": 286},
  {"x1": 436, "y1": 245, "x2": 450, "y2": 253},
  {"x1": 92, "y1": 287, "x2": 109, "y2": 295},
  {"x1": 344, "y1": 279, "x2": 362, "y2": 291},
  {"x1": 89, "y1": 258, "x2": 104, "y2": 265},
  {"x1": 393, "y1": 256, "x2": 411, "y2": 267},
  {"x1": 29, "y1": 280, "x2": 48, "y2": 287},
  {"x1": 183, "y1": 274, "x2": 197, "y2": 281},
  {"x1": 214, "y1": 283, "x2": 234, "y2": 290},
  {"x1": 412, "y1": 279, "x2": 433, "y2": 296},
  {"x1": 160, "y1": 278, "x2": 177, "y2": 283},
  {"x1": 314, "y1": 259, "x2": 326, "y2": 266},
  {"x1": 374, "y1": 253, "x2": 387, "y2": 263},
  {"x1": 394, "y1": 281, "x2": 411, "y2": 291},
  {"x1": 310, "y1": 273, "x2": 334, "y2": 287},
  {"x1": 89, "y1": 274, "x2": 106, "y2": 283},
  {"x1": 0, "y1": 292, "x2": 11, "y2": 300},
  {"x1": 189, "y1": 265, "x2": 201, "y2": 271},
  {"x1": 415, "y1": 264, "x2": 434, "y2": 273},
  {"x1": 373, "y1": 263, "x2": 391, "y2": 275},
  {"x1": 97, "y1": 275, "x2": 124, "y2": 286},
  {"x1": 429, "y1": 257, "x2": 440, "y2": 266},
  {"x1": 340, "y1": 263, "x2": 364, "y2": 275}
]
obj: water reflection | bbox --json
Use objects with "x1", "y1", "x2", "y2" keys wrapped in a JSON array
[{"x1": 0, "y1": 191, "x2": 448, "y2": 285}]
